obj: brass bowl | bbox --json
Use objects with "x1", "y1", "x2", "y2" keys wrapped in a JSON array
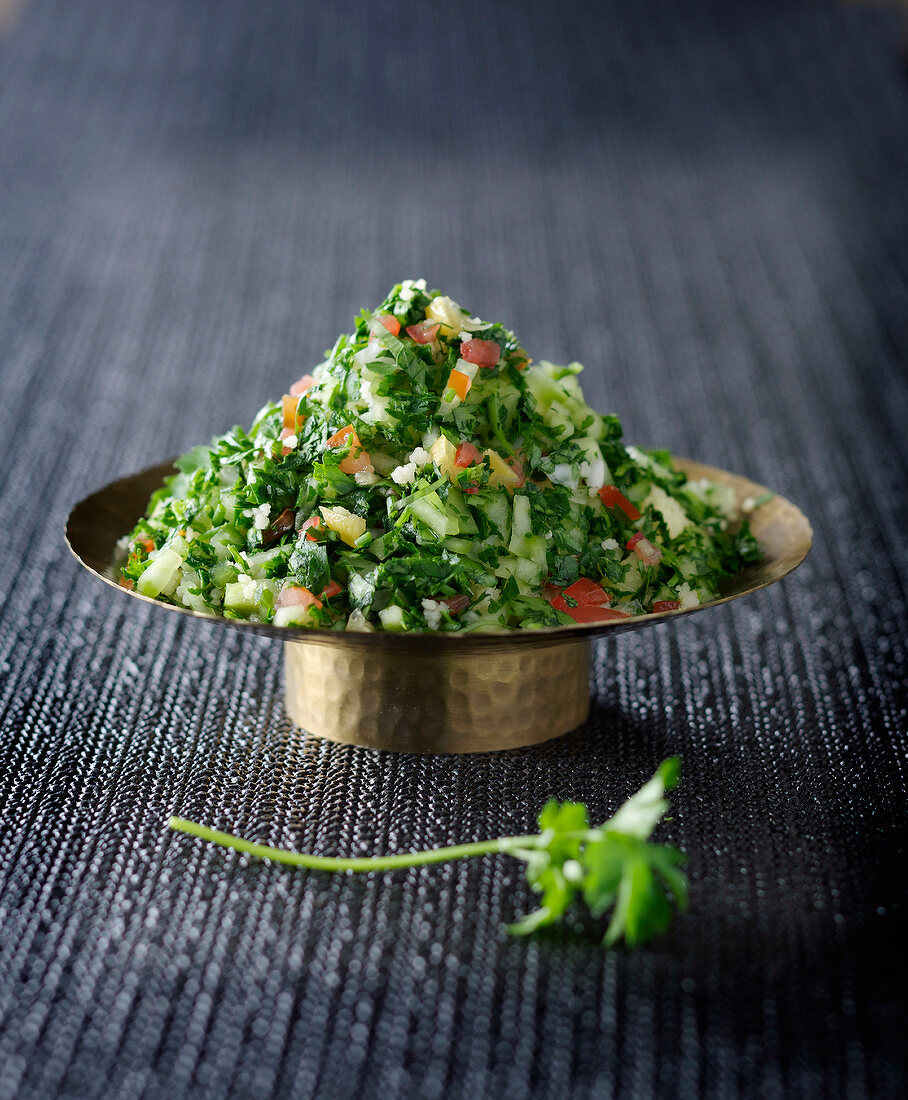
[{"x1": 65, "y1": 458, "x2": 812, "y2": 753}]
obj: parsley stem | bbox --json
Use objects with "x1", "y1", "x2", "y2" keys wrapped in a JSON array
[
  {"x1": 168, "y1": 817, "x2": 537, "y2": 872},
  {"x1": 487, "y1": 394, "x2": 516, "y2": 456},
  {"x1": 393, "y1": 475, "x2": 448, "y2": 512}
]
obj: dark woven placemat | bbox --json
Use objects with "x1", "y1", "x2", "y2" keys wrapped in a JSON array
[{"x1": 1, "y1": 1, "x2": 906, "y2": 1096}]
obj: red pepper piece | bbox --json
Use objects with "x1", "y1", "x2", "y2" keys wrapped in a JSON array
[{"x1": 598, "y1": 485, "x2": 641, "y2": 521}]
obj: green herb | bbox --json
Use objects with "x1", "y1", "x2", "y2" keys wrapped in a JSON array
[
  {"x1": 121, "y1": 282, "x2": 760, "y2": 629},
  {"x1": 289, "y1": 540, "x2": 330, "y2": 594},
  {"x1": 169, "y1": 758, "x2": 686, "y2": 948}
]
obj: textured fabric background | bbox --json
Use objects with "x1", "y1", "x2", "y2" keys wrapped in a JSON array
[{"x1": 1, "y1": 1, "x2": 906, "y2": 1097}]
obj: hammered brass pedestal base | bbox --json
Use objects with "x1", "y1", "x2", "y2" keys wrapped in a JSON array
[{"x1": 284, "y1": 637, "x2": 591, "y2": 753}]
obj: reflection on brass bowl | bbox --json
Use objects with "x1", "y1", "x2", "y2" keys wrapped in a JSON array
[{"x1": 65, "y1": 458, "x2": 812, "y2": 753}]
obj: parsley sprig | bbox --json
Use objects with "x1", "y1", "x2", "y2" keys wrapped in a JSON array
[{"x1": 169, "y1": 758, "x2": 685, "y2": 948}]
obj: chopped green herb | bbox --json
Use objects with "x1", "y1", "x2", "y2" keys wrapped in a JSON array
[{"x1": 120, "y1": 281, "x2": 759, "y2": 630}]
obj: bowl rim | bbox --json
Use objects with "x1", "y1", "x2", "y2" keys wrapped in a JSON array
[{"x1": 65, "y1": 455, "x2": 813, "y2": 652}]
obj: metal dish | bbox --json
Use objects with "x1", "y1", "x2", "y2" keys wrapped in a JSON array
[{"x1": 65, "y1": 458, "x2": 812, "y2": 752}]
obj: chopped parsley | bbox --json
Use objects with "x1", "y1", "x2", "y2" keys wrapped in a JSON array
[{"x1": 120, "y1": 280, "x2": 760, "y2": 631}]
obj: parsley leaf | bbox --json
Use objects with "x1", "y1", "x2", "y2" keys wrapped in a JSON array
[{"x1": 289, "y1": 540, "x2": 330, "y2": 594}]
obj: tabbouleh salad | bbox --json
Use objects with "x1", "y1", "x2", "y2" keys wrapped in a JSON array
[{"x1": 119, "y1": 281, "x2": 760, "y2": 632}]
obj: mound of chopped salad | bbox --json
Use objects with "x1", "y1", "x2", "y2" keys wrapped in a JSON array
[{"x1": 119, "y1": 281, "x2": 760, "y2": 632}]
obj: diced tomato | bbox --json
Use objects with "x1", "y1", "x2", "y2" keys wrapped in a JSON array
[
  {"x1": 598, "y1": 485, "x2": 641, "y2": 521},
  {"x1": 511, "y1": 348, "x2": 529, "y2": 370},
  {"x1": 322, "y1": 580, "x2": 343, "y2": 600},
  {"x1": 460, "y1": 339, "x2": 501, "y2": 367},
  {"x1": 652, "y1": 599, "x2": 681, "y2": 613},
  {"x1": 464, "y1": 484, "x2": 480, "y2": 494},
  {"x1": 552, "y1": 597, "x2": 630, "y2": 623},
  {"x1": 406, "y1": 321, "x2": 440, "y2": 344},
  {"x1": 277, "y1": 586, "x2": 322, "y2": 611},
  {"x1": 588, "y1": 607, "x2": 631, "y2": 621},
  {"x1": 290, "y1": 374, "x2": 315, "y2": 397},
  {"x1": 627, "y1": 531, "x2": 663, "y2": 566},
  {"x1": 447, "y1": 368, "x2": 471, "y2": 401},
  {"x1": 342, "y1": 449, "x2": 373, "y2": 476},
  {"x1": 326, "y1": 424, "x2": 355, "y2": 448},
  {"x1": 547, "y1": 577, "x2": 628, "y2": 622},
  {"x1": 550, "y1": 592, "x2": 577, "y2": 616},
  {"x1": 454, "y1": 441, "x2": 483, "y2": 467},
  {"x1": 506, "y1": 456, "x2": 526, "y2": 487},
  {"x1": 374, "y1": 314, "x2": 401, "y2": 337},
  {"x1": 119, "y1": 577, "x2": 135, "y2": 590},
  {"x1": 327, "y1": 424, "x2": 373, "y2": 476},
  {"x1": 562, "y1": 578, "x2": 611, "y2": 606},
  {"x1": 137, "y1": 537, "x2": 155, "y2": 554},
  {"x1": 301, "y1": 516, "x2": 324, "y2": 542},
  {"x1": 441, "y1": 594, "x2": 470, "y2": 615}
]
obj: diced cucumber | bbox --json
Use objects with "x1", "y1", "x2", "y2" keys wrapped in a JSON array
[
  {"x1": 409, "y1": 492, "x2": 459, "y2": 540},
  {"x1": 474, "y1": 490, "x2": 510, "y2": 541},
  {"x1": 379, "y1": 605, "x2": 406, "y2": 631},
  {"x1": 210, "y1": 561, "x2": 238, "y2": 589},
  {"x1": 462, "y1": 611, "x2": 508, "y2": 632},
  {"x1": 442, "y1": 536, "x2": 474, "y2": 555},
  {"x1": 674, "y1": 554, "x2": 702, "y2": 580},
  {"x1": 245, "y1": 546, "x2": 284, "y2": 577},
  {"x1": 174, "y1": 566, "x2": 210, "y2": 613},
  {"x1": 217, "y1": 491, "x2": 241, "y2": 525},
  {"x1": 211, "y1": 525, "x2": 243, "y2": 557},
  {"x1": 524, "y1": 371, "x2": 565, "y2": 409},
  {"x1": 613, "y1": 559, "x2": 644, "y2": 594},
  {"x1": 493, "y1": 554, "x2": 521, "y2": 579},
  {"x1": 167, "y1": 534, "x2": 189, "y2": 558},
  {"x1": 348, "y1": 571, "x2": 375, "y2": 609},
  {"x1": 704, "y1": 482, "x2": 737, "y2": 518},
  {"x1": 514, "y1": 557, "x2": 544, "y2": 585},
  {"x1": 367, "y1": 532, "x2": 392, "y2": 560},
  {"x1": 508, "y1": 494, "x2": 532, "y2": 556},
  {"x1": 523, "y1": 534, "x2": 548, "y2": 569},
  {"x1": 274, "y1": 604, "x2": 316, "y2": 627},
  {"x1": 137, "y1": 547, "x2": 184, "y2": 598},
  {"x1": 444, "y1": 487, "x2": 479, "y2": 535},
  {"x1": 224, "y1": 579, "x2": 259, "y2": 614},
  {"x1": 218, "y1": 465, "x2": 239, "y2": 489}
]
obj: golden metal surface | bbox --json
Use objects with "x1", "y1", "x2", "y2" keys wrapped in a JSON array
[
  {"x1": 64, "y1": 455, "x2": 813, "y2": 751},
  {"x1": 285, "y1": 636, "x2": 590, "y2": 752}
]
